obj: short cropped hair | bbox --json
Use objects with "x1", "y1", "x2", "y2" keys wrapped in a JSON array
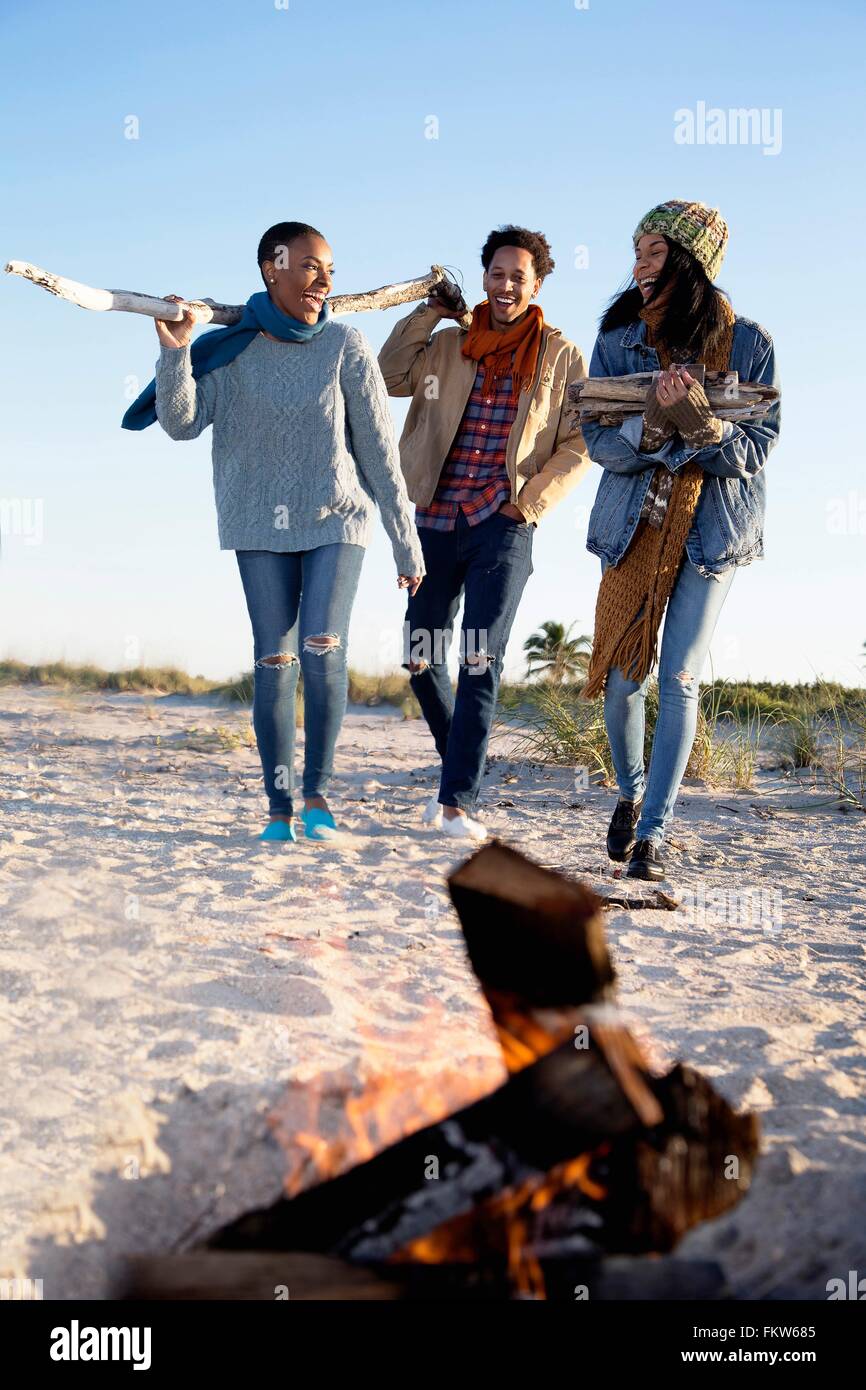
[{"x1": 257, "y1": 222, "x2": 325, "y2": 283}]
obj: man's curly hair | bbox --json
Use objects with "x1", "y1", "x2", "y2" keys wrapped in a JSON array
[{"x1": 480, "y1": 225, "x2": 555, "y2": 281}]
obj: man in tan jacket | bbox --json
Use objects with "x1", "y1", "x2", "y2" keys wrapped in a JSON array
[{"x1": 379, "y1": 225, "x2": 590, "y2": 840}]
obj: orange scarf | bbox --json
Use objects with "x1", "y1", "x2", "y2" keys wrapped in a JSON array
[{"x1": 461, "y1": 301, "x2": 544, "y2": 399}]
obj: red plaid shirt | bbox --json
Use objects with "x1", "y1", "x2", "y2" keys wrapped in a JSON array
[{"x1": 415, "y1": 364, "x2": 517, "y2": 531}]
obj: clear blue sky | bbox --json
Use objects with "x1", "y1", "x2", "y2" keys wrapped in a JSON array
[{"x1": 2, "y1": 0, "x2": 864, "y2": 684}]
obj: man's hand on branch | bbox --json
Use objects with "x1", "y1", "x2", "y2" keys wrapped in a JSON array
[
  {"x1": 426, "y1": 276, "x2": 468, "y2": 321},
  {"x1": 155, "y1": 294, "x2": 197, "y2": 350}
]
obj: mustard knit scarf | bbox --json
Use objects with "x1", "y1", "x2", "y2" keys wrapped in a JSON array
[{"x1": 582, "y1": 294, "x2": 736, "y2": 699}]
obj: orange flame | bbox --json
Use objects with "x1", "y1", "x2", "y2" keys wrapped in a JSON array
[
  {"x1": 268, "y1": 984, "x2": 625, "y2": 1298},
  {"x1": 397, "y1": 1143, "x2": 611, "y2": 1298}
]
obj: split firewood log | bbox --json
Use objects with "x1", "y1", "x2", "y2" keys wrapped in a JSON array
[
  {"x1": 567, "y1": 369, "x2": 780, "y2": 425},
  {"x1": 116, "y1": 1248, "x2": 726, "y2": 1301},
  {"x1": 116, "y1": 1251, "x2": 405, "y2": 1301}
]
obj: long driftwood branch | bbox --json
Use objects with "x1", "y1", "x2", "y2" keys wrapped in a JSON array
[
  {"x1": 4, "y1": 259, "x2": 459, "y2": 326},
  {"x1": 568, "y1": 370, "x2": 780, "y2": 425}
]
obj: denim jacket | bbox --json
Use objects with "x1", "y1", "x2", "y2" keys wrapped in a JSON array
[{"x1": 583, "y1": 316, "x2": 780, "y2": 576}]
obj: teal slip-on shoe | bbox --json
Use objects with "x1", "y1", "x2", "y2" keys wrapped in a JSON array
[
  {"x1": 299, "y1": 807, "x2": 338, "y2": 840},
  {"x1": 259, "y1": 819, "x2": 298, "y2": 843}
]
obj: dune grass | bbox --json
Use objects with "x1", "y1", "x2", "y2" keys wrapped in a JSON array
[
  {"x1": 209, "y1": 667, "x2": 421, "y2": 718},
  {"x1": 503, "y1": 679, "x2": 737, "y2": 786},
  {"x1": 0, "y1": 657, "x2": 421, "y2": 719},
  {"x1": 0, "y1": 659, "x2": 216, "y2": 696},
  {"x1": 701, "y1": 679, "x2": 866, "y2": 722},
  {"x1": 503, "y1": 676, "x2": 866, "y2": 803},
  {"x1": 3, "y1": 658, "x2": 863, "y2": 804}
]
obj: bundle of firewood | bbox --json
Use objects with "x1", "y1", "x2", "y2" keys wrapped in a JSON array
[{"x1": 568, "y1": 371, "x2": 779, "y2": 427}]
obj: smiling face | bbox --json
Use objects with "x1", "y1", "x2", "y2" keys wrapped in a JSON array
[
  {"x1": 633, "y1": 233, "x2": 670, "y2": 301},
  {"x1": 482, "y1": 246, "x2": 541, "y2": 329},
  {"x1": 261, "y1": 233, "x2": 334, "y2": 325}
]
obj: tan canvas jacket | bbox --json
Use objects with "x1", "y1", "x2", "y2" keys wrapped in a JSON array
[{"x1": 378, "y1": 303, "x2": 591, "y2": 525}]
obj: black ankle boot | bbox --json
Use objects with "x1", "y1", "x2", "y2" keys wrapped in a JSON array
[
  {"x1": 627, "y1": 838, "x2": 665, "y2": 881},
  {"x1": 606, "y1": 796, "x2": 644, "y2": 862}
]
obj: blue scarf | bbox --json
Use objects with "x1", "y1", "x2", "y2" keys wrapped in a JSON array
[{"x1": 121, "y1": 291, "x2": 332, "y2": 430}]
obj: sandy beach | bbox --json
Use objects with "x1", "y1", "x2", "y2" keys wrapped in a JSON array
[{"x1": 0, "y1": 684, "x2": 864, "y2": 1300}]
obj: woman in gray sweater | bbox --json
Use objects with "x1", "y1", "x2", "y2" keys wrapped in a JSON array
[{"x1": 151, "y1": 222, "x2": 424, "y2": 842}]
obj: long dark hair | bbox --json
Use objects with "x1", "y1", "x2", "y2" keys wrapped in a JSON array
[{"x1": 600, "y1": 237, "x2": 728, "y2": 356}]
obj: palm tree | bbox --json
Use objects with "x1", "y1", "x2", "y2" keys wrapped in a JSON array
[{"x1": 523, "y1": 621, "x2": 593, "y2": 685}]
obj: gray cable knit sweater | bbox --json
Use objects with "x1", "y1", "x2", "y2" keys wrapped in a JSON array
[{"x1": 154, "y1": 321, "x2": 424, "y2": 575}]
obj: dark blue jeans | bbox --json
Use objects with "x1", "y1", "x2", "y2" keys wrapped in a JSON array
[
  {"x1": 404, "y1": 510, "x2": 534, "y2": 812},
  {"x1": 236, "y1": 545, "x2": 365, "y2": 816}
]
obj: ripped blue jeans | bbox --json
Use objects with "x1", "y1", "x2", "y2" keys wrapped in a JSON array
[
  {"x1": 404, "y1": 509, "x2": 534, "y2": 812},
  {"x1": 602, "y1": 554, "x2": 735, "y2": 844},
  {"x1": 236, "y1": 545, "x2": 365, "y2": 815}
]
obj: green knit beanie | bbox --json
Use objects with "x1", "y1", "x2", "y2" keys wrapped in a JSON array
[{"x1": 633, "y1": 200, "x2": 729, "y2": 281}]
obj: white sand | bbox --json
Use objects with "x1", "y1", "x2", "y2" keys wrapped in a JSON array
[{"x1": 0, "y1": 685, "x2": 864, "y2": 1299}]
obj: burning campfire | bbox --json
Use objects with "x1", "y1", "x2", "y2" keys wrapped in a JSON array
[{"x1": 120, "y1": 842, "x2": 759, "y2": 1301}]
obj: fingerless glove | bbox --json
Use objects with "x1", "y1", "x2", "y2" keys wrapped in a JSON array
[
  {"x1": 660, "y1": 381, "x2": 725, "y2": 447},
  {"x1": 639, "y1": 389, "x2": 677, "y2": 453}
]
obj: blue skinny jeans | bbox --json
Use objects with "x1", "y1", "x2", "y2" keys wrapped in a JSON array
[
  {"x1": 236, "y1": 545, "x2": 365, "y2": 816},
  {"x1": 602, "y1": 555, "x2": 735, "y2": 844}
]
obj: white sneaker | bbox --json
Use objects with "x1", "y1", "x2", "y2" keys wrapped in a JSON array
[
  {"x1": 441, "y1": 812, "x2": 488, "y2": 842},
  {"x1": 421, "y1": 796, "x2": 443, "y2": 828}
]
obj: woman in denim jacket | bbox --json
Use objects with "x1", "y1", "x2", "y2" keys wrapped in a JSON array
[{"x1": 581, "y1": 201, "x2": 780, "y2": 880}]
